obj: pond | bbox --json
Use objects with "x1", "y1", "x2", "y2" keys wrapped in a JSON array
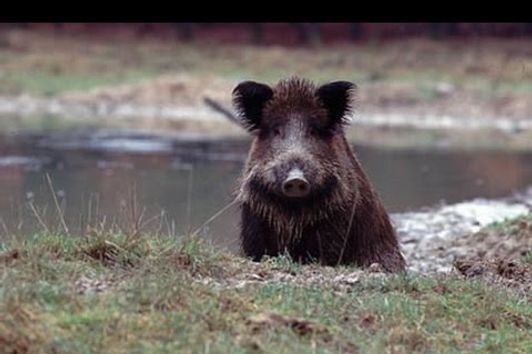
[{"x1": 1, "y1": 127, "x2": 532, "y2": 251}]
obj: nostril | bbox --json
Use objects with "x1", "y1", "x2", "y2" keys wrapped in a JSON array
[{"x1": 282, "y1": 177, "x2": 310, "y2": 197}]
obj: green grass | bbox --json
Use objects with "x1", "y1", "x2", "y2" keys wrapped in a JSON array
[
  {"x1": 1, "y1": 232, "x2": 530, "y2": 353},
  {"x1": 485, "y1": 213, "x2": 532, "y2": 232},
  {"x1": 0, "y1": 69, "x2": 157, "y2": 97},
  {"x1": 480, "y1": 213, "x2": 532, "y2": 265}
]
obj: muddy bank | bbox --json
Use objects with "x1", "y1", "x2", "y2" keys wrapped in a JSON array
[
  {"x1": 0, "y1": 72, "x2": 530, "y2": 134},
  {"x1": 395, "y1": 189, "x2": 532, "y2": 273},
  {"x1": 2, "y1": 94, "x2": 532, "y2": 132},
  {"x1": 2, "y1": 95, "x2": 532, "y2": 152},
  {"x1": 1, "y1": 31, "x2": 531, "y2": 145},
  {"x1": 2, "y1": 73, "x2": 532, "y2": 153},
  {"x1": 1, "y1": 71, "x2": 531, "y2": 130}
]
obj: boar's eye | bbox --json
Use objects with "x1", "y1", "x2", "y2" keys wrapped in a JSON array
[
  {"x1": 258, "y1": 126, "x2": 281, "y2": 140},
  {"x1": 309, "y1": 127, "x2": 320, "y2": 137},
  {"x1": 309, "y1": 126, "x2": 332, "y2": 138}
]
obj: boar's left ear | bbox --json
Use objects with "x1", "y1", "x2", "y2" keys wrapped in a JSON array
[
  {"x1": 317, "y1": 81, "x2": 356, "y2": 126},
  {"x1": 232, "y1": 81, "x2": 274, "y2": 132}
]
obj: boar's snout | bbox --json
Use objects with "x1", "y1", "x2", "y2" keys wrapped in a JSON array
[{"x1": 281, "y1": 168, "x2": 310, "y2": 198}]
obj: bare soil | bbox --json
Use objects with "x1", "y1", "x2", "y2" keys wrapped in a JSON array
[{"x1": 396, "y1": 192, "x2": 532, "y2": 273}]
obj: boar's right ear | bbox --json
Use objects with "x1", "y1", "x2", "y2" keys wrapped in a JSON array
[
  {"x1": 317, "y1": 81, "x2": 356, "y2": 127},
  {"x1": 232, "y1": 81, "x2": 273, "y2": 131}
]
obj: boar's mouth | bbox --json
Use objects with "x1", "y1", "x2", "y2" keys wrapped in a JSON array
[{"x1": 247, "y1": 174, "x2": 340, "y2": 212}]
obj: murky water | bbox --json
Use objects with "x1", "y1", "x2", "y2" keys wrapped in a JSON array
[{"x1": 1, "y1": 128, "x2": 532, "y2": 250}]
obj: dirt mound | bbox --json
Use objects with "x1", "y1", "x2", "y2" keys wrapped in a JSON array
[
  {"x1": 454, "y1": 259, "x2": 531, "y2": 296},
  {"x1": 60, "y1": 74, "x2": 236, "y2": 107},
  {"x1": 449, "y1": 214, "x2": 532, "y2": 261},
  {"x1": 396, "y1": 197, "x2": 531, "y2": 273},
  {"x1": 59, "y1": 74, "x2": 532, "y2": 121},
  {"x1": 359, "y1": 82, "x2": 532, "y2": 120},
  {"x1": 449, "y1": 214, "x2": 532, "y2": 295}
]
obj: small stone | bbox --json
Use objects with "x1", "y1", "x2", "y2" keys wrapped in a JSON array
[{"x1": 368, "y1": 263, "x2": 385, "y2": 273}]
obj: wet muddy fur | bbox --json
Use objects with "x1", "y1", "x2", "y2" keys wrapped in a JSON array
[{"x1": 233, "y1": 77, "x2": 405, "y2": 272}]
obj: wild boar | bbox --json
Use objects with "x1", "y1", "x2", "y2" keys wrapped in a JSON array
[{"x1": 233, "y1": 77, "x2": 405, "y2": 272}]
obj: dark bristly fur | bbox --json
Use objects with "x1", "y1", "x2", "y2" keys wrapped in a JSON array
[{"x1": 233, "y1": 77, "x2": 405, "y2": 272}]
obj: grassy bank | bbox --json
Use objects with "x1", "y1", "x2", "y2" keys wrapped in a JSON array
[
  {"x1": 1, "y1": 229, "x2": 530, "y2": 353},
  {"x1": 1, "y1": 29, "x2": 530, "y2": 106},
  {"x1": 1, "y1": 29, "x2": 531, "y2": 151}
]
